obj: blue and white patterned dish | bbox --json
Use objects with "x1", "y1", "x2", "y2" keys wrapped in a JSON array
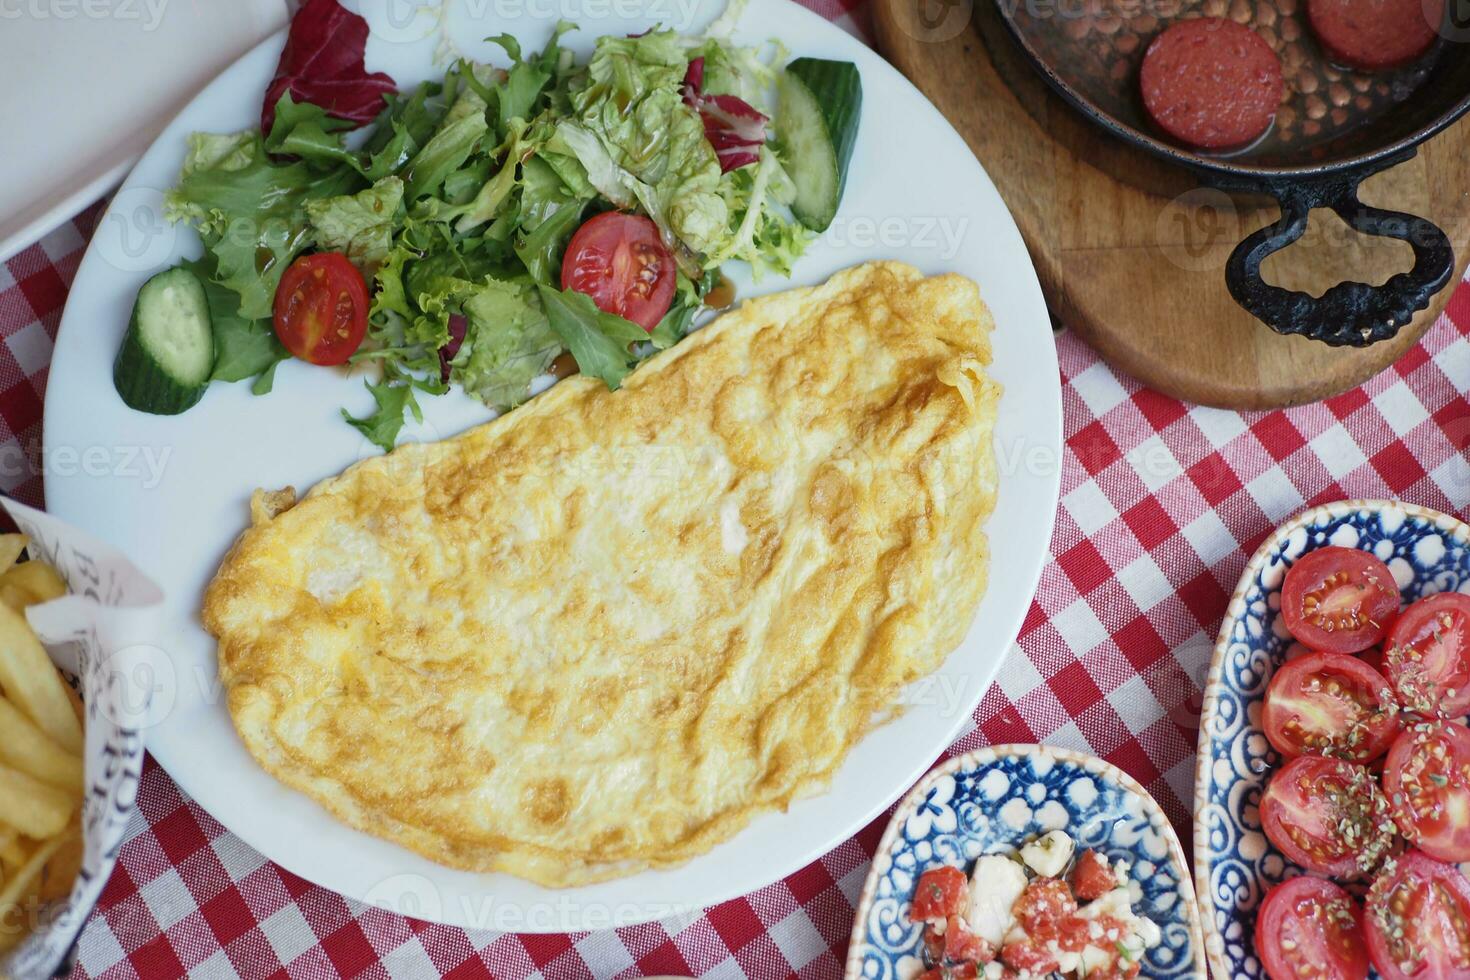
[
  {"x1": 846, "y1": 744, "x2": 1205, "y2": 980},
  {"x1": 1193, "y1": 500, "x2": 1470, "y2": 979}
]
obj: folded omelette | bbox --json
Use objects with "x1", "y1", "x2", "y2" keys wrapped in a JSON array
[{"x1": 204, "y1": 261, "x2": 1001, "y2": 886}]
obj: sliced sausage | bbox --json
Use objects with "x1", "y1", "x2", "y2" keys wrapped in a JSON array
[
  {"x1": 1140, "y1": 18, "x2": 1285, "y2": 151},
  {"x1": 1308, "y1": 0, "x2": 1442, "y2": 71}
]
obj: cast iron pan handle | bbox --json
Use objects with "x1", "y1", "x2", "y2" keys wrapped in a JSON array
[{"x1": 1219, "y1": 154, "x2": 1454, "y2": 348}]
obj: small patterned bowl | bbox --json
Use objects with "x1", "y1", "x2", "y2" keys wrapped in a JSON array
[
  {"x1": 1194, "y1": 500, "x2": 1470, "y2": 979},
  {"x1": 845, "y1": 744, "x2": 1205, "y2": 980}
]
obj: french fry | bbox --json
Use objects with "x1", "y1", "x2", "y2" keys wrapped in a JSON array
[
  {"x1": 0, "y1": 765, "x2": 74, "y2": 839},
  {"x1": 0, "y1": 561, "x2": 66, "y2": 609},
  {"x1": 0, "y1": 828, "x2": 71, "y2": 948},
  {"x1": 0, "y1": 601, "x2": 81, "y2": 754},
  {"x1": 0, "y1": 697, "x2": 82, "y2": 793},
  {"x1": 0, "y1": 534, "x2": 28, "y2": 572},
  {"x1": 36, "y1": 828, "x2": 81, "y2": 904},
  {"x1": 0, "y1": 583, "x2": 28, "y2": 613},
  {"x1": 0, "y1": 828, "x2": 23, "y2": 870}
]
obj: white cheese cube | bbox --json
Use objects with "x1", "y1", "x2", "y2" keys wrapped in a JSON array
[
  {"x1": 966, "y1": 855, "x2": 1028, "y2": 946},
  {"x1": 1018, "y1": 830, "x2": 1075, "y2": 878}
]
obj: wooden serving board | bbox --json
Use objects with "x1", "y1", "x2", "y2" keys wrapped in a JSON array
[{"x1": 872, "y1": 0, "x2": 1470, "y2": 410}]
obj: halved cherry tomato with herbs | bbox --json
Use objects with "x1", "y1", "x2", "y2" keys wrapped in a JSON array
[
  {"x1": 273, "y1": 252, "x2": 370, "y2": 366},
  {"x1": 1281, "y1": 547, "x2": 1401, "y2": 655},
  {"x1": 560, "y1": 212, "x2": 676, "y2": 332},
  {"x1": 1260, "y1": 755, "x2": 1398, "y2": 876},
  {"x1": 1364, "y1": 851, "x2": 1470, "y2": 980},
  {"x1": 1384, "y1": 721, "x2": 1470, "y2": 863},
  {"x1": 1384, "y1": 592, "x2": 1470, "y2": 717},
  {"x1": 913, "y1": 865, "x2": 968, "y2": 925},
  {"x1": 1263, "y1": 652, "x2": 1401, "y2": 762},
  {"x1": 1254, "y1": 877, "x2": 1368, "y2": 980}
]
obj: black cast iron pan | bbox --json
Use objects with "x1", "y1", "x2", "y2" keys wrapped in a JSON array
[{"x1": 996, "y1": 0, "x2": 1470, "y2": 346}]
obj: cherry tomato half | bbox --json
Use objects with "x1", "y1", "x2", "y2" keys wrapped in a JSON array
[
  {"x1": 1260, "y1": 755, "x2": 1398, "y2": 877},
  {"x1": 1384, "y1": 721, "x2": 1470, "y2": 863},
  {"x1": 1254, "y1": 877, "x2": 1369, "y2": 980},
  {"x1": 1384, "y1": 592, "x2": 1470, "y2": 717},
  {"x1": 1263, "y1": 652, "x2": 1401, "y2": 762},
  {"x1": 1281, "y1": 547, "x2": 1401, "y2": 655},
  {"x1": 273, "y1": 252, "x2": 370, "y2": 366},
  {"x1": 1364, "y1": 851, "x2": 1470, "y2": 980},
  {"x1": 560, "y1": 212, "x2": 676, "y2": 332}
]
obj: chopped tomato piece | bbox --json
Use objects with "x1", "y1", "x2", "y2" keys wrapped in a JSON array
[
  {"x1": 943, "y1": 915, "x2": 995, "y2": 964},
  {"x1": 1013, "y1": 878, "x2": 1082, "y2": 950},
  {"x1": 1072, "y1": 850, "x2": 1118, "y2": 901},
  {"x1": 921, "y1": 926, "x2": 945, "y2": 966},
  {"x1": 913, "y1": 866, "x2": 968, "y2": 925},
  {"x1": 917, "y1": 964, "x2": 978, "y2": 980},
  {"x1": 1002, "y1": 936, "x2": 1060, "y2": 975}
]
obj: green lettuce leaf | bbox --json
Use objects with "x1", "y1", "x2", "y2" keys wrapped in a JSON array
[
  {"x1": 514, "y1": 156, "x2": 588, "y2": 284},
  {"x1": 708, "y1": 145, "x2": 809, "y2": 278},
  {"x1": 265, "y1": 92, "x2": 360, "y2": 170},
  {"x1": 453, "y1": 278, "x2": 562, "y2": 408},
  {"x1": 305, "y1": 176, "x2": 405, "y2": 273},
  {"x1": 537, "y1": 284, "x2": 645, "y2": 389},
  {"x1": 343, "y1": 378, "x2": 419, "y2": 452},
  {"x1": 403, "y1": 87, "x2": 490, "y2": 201}
]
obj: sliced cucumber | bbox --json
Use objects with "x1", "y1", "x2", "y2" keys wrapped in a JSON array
[
  {"x1": 779, "y1": 58, "x2": 862, "y2": 232},
  {"x1": 113, "y1": 265, "x2": 215, "y2": 415}
]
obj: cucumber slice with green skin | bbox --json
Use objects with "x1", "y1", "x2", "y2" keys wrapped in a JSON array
[
  {"x1": 779, "y1": 58, "x2": 862, "y2": 232},
  {"x1": 114, "y1": 266, "x2": 215, "y2": 415}
]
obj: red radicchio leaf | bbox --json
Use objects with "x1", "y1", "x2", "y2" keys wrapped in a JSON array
[
  {"x1": 681, "y1": 56, "x2": 766, "y2": 173},
  {"x1": 261, "y1": 0, "x2": 397, "y2": 134},
  {"x1": 439, "y1": 314, "x2": 468, "y2": 383}
]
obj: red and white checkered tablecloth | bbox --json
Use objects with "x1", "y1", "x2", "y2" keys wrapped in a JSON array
[{"x1": 4, "y1": 2, "x2": 1470, "y2": 976}]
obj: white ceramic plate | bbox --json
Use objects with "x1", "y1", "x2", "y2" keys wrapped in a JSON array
[
  {"x1": 0, "y1": 0, "x2": 288, "y2": 262},
  {"x1": 43, "y1": 0, "x2": 1062, "y2": 930}
]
